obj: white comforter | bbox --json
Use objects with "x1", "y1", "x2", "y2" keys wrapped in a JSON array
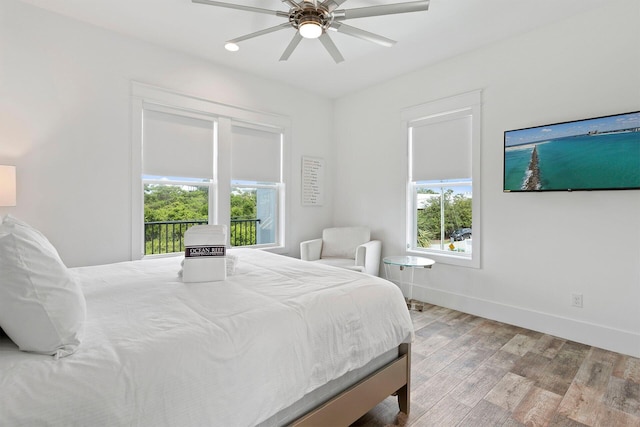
[{"x1": 0, "y1": 249, "x2": 413, "y2": 426}]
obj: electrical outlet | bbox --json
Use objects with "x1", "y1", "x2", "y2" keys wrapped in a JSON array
[{"x1": 571, "y1": 293, "x2": 583, "y2": 308}]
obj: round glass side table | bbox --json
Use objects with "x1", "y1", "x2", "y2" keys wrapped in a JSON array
[{"x1": 383, "y1": 255, "x2": 435, "y2": 311}]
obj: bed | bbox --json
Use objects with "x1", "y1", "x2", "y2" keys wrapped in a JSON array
[{"x1": 0, "y1": 237, "x2": 413, "y2": 426}]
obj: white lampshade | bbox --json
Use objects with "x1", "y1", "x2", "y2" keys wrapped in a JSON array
[
  {"x1": 0, "y1": 165, "x2": 16, "y2": 207},
  {"x1": 299, "y1": 21, "x2": 322, "y2": 39}
]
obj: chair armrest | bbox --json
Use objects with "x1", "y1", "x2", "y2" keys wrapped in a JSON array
[
  {"x1": 300, "y1": 238, "x2": 323, "y2": 261},
  {"x1": 355, "y1": 240, "x2": 382, "y2": 276}
]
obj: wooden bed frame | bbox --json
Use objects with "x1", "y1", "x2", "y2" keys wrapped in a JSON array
[{"x1": 291, "y1": 343, "x2": 411, "y2": 426}]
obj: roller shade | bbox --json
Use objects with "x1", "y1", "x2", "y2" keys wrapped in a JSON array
[
  {"x1": 411, "y1": 113, "x2": 472, "y2": 182},
  {"x1": 143, "y1": 109, "x2": 214, "y2": 179},
  {"x1": 231, "y1": 125, "x2": 282, "y2": 183}
]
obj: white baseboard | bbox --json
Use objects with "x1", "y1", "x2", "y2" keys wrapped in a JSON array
[{"x1": 408, "y1": 284, "x2": 640, "y2": 358}]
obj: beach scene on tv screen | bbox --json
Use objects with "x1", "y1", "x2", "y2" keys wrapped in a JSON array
[{"x1": 504, "y1": 112, "x2": 640, "y2": 191}]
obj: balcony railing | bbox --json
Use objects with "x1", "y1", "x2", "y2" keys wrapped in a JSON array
[
  {"x1": 229, "y1": 218, "x2": 262, "y2": 248},
  {"x1": 144, "y1": 219, "x2": 261, "y2": 255}
]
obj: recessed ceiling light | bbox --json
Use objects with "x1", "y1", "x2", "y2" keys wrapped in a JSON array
[{"x1": 225, "y1": 42, "x2": 239, "y2": 52}]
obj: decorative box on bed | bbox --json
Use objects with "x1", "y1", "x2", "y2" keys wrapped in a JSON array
[{"x1": 0, "y1": 248, "x2": 414, "y2": 426}]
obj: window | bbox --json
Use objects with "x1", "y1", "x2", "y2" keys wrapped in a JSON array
[
  {"x1": 413, "y1": 180, "x2": 472, "y2": 252},
  {"x1": 143, "y1": 177, "x2": 213, "y2": 255},
  {"x1": 229, "y1": 123, "x2": 284, "y2": 248},
  {"x1": 403, "y1": 91, "x2": 481, "y2": 268},
  {"x1": 141, "y1": 107, "x2": 216, "y2": 256},
  {"x1": 230, "y1": 183, "x2": 280, "y2": 247},
  {"x1": 131, "y1": 83, "x2": 290, "y2": 259}
]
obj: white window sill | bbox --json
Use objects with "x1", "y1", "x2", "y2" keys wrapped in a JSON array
[{"x1": 406, "y1": 248, "x2": 479, "y2": 269}]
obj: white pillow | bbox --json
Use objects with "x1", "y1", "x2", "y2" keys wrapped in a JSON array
[{"x1": 0, "y1": 216, "x2": 86, "y2": 358}]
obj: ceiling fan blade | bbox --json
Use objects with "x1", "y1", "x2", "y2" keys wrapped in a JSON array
[
  {"x1": 329, "y1": 22, "x2": 396, "y2": 47},
  {"x1": 279, "y1": 33, "x2": 303, "y2": 61},
  {"x1": 321, "y1": 0, "x2": 349, "y2": 13},
  {"x1": 319, "y1": 33, "x2": 344, "y2": 63},
  {"x1": 333, "y1": 0, "x2": 429, "y2": 20},
  {"x1": 281, "y1": 0, "x2": 300, "y2": 8},
  {"x1": 192, "y1": 0, "x2": 288, "y2": 18},
  {"x1": 228, "y1": 23, "x2": 291, "y2": 44}
]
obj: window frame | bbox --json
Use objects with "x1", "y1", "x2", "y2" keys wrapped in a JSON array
[
  {"x1": 130, "y1": 82, "x2": 290, "y2": 260},
  {"x1": 402, "y1": 90, "x2": 481, "y2": 268}
]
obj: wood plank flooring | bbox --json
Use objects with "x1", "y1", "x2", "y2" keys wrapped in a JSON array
[{"x1": 352, "y1": 304, "x2": 640, "y2": 427}]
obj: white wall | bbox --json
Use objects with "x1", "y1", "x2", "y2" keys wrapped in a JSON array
[
  {"x1": 0, "y1": 0, "x2": 335, "y2": 266},
  {"x1": 333, "y1": 0, "x2": 640, "y2": 357}
]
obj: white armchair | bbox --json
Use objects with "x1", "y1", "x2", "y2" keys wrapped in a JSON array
[{"x1": 299, "y1": 226, "x2": 382, "y2": 276}]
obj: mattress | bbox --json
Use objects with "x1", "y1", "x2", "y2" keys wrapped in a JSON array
[{"x1": 0, "y1": 249, "x2": 413, "y2": 426}]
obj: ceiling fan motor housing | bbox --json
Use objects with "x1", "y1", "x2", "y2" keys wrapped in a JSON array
[{"x1": 289, "y1": 2, "x2": 332, "y2": 33}]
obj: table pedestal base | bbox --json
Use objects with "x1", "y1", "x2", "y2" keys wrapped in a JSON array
[{"x1": 406, "y1": 298, "x2": 424, "y2": 312}]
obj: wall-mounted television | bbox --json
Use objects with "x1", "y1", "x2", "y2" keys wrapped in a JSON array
[{"x1": 503, "y1": 111, "x2": 640, "y2": 192}]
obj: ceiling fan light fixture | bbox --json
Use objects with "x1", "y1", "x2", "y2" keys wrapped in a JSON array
[
  {"x1": 225, "y1": 42, "x2": 240, "y2": 52},
  {"x1": 298, "y1": 18, "x2": 322, "y2": 39}
]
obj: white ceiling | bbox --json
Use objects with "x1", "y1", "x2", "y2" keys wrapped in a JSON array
[{"x1": 20, "y1": 0, "x2": 604, "y2": 98}]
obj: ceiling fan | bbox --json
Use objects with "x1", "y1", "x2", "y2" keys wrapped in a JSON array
[{"x1": 192, "y1": 0, "x2": 430, "y2": 63}]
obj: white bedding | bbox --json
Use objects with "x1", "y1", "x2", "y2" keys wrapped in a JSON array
[{"x1": 0, "y1": 249, "x2": 413, "y2": 426}]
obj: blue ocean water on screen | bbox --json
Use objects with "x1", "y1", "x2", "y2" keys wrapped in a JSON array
[{"x1": 504, "y1": 131, "x2": 640, "y2": 191}]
